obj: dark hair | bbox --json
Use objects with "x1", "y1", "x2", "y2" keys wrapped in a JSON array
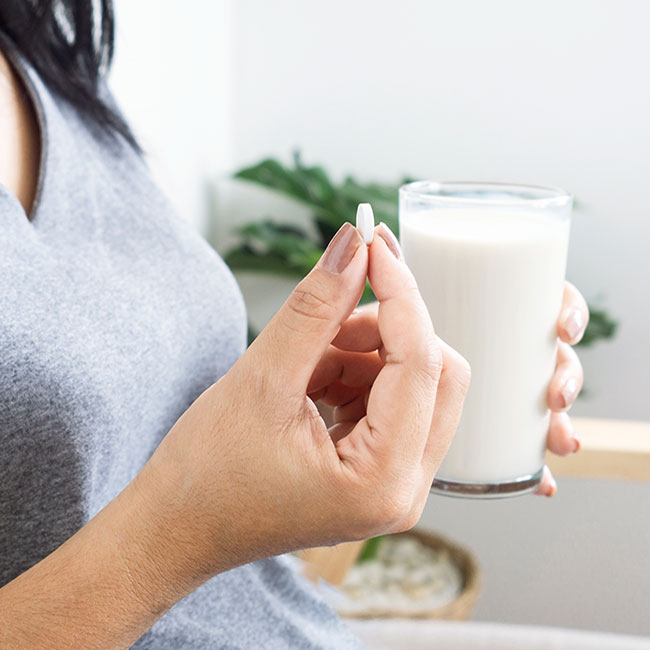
[{"x1": 0, "y1": 0, "x2": 140, "y2": 151}]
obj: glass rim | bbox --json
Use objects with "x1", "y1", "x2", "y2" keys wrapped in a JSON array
[{"x1": 399, "y1": 181, "x2": 572, "y2": 208}]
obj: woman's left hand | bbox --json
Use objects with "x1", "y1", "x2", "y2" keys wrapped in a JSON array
[{"x1": 536, "y1": 281, "x2": 589, "y2": 496}]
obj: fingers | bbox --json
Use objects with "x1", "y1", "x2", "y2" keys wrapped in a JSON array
[
  {"x1": 557, "y1": 281, "x2": 589, "y2": 345},
  {"x1": 546, "y1": 281, "x2": 585, "y2": 464},
  {"x1": 249, "y1": 223, "x2": 368, "y2": 395},
  {"x1": 547, "y1": 342, "x2": 584, "y2": 411},
  {"x1": 331, "y1": 302, "x2": 380, "y2": 352},
  {"x1": 336, "y1": 224, "x2": 443, "y2": 475},
  {"x1": 406, "y1": 339, "x2": 471, "y2": 525},
  {"x1": 307, "y1": 346, "x2": 381, "y2": 408},
  {"x1": 546, "y1": 412, "x2": 580, "y2": 455},
  {"x1": 307, "y1": 347, "x2": 383, "y2": 394},
  {"x1": 534, "y1": 465, "x2": 557, "y2": 497},
  {"x1": 420, "y1": 339, "x2": 472, "y2": 476}
]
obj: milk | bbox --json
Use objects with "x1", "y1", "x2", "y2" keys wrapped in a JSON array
[{"x1": 400, "y1": 208, "x2": 570, "y2": 485}]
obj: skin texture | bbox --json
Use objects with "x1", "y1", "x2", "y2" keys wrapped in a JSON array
[
  {"x1": 0, "y1": 50, "x2": 40, "y2": 217},
  {"x1": 0, "y1": 49, "x2": 588, "y2": 648}
]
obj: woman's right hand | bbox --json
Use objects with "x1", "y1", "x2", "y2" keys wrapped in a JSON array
[
  {"x1": 142, "y1": 221, "x2": 471, "y2": 592},
  {"x1": 0, "y1": 222, "x2": 470, "y2": 649}
]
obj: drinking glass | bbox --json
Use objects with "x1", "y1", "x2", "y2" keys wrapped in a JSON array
[{"x1": 399, "y1": 182, "x2": 572, "y2": 498}]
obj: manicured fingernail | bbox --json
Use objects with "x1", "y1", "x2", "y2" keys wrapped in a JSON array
[
  {"x1": 376, "y1": 222, "x2": 402, "y2": 260},
  {"x1": 319, "y1": 222, "x2": 363, "y2": 274},
  {"x1": 568, "y1": 418, "x2": 581, "y2": 452},
  {"x1": 546, "y1": 476, "x2": 557, "y2": 497},
  {"x1": 563, "y1": 309, "x2": 584, "y2": 342},
  {"x1": 561, "y1": 377, "x2": 579, "y2": 408},
  {"x1": 572, "y1": 435, "x2": 581, "y2": 453}
]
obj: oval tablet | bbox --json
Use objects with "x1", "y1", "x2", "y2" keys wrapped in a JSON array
[{"x1": 356, "y1": 203, "x2": 375, "y2": 244}]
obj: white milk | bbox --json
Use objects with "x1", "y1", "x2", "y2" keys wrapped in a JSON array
[{"x1": 400, "y1": 209, "x2": 570, "y2": 483}]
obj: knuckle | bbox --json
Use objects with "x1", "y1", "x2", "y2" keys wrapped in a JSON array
[
  {"x1": 406, "y1": 351, "x2": 443, "y2": 401},
  {"x1": 366, "y1": 475, "x2": 417, "y2": 531},
  {"x1": 285, "y1": 282, "x2": 336, "y2": 326},
  {"x1": 409, "y1": 366, "x2": 439, "y2": 404},
  {"x1": 348, "y1": 489, "x2": 410, "y2": 536},
  {"x1": 395, "y1": 508, "x2": 422, "y2": 533},
  {"x1": 377, "y1": 493, "x2": 413, "y2": 529},
  {"x1": 422, "y1": 342, "x2": 444, "y2": 378},
  {"x1": 448, "y1": 351, "x2": 472, "y2": 394},
  {"x1": 411, "y1": 335, "x2": 443, "y2": 383}
]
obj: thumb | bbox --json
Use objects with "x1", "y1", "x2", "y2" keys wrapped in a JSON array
[{"x1": 250, "y1": 222, "x2": 368, "y2": 395}]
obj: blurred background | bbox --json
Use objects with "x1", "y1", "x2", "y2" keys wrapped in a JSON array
[{"x1": 110, "y1": 0, "x2": 649, "y2": 639}]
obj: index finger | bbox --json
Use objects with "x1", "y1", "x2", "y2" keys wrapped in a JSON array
[{"x1": 336, "y1": 224, "x2": 443, "y2": 475}]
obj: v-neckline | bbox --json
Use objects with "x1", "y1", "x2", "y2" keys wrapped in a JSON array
[{"x1": 0, "y1": 34, "x2": 48, "y2": 226}]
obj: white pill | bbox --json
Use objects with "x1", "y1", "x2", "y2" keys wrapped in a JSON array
[{"x1": 356, "y1": 203, "x2": 374, "y2": 244}]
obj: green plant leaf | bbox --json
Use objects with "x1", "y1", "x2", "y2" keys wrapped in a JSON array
[
  {"x1": 232, "y1": 153, "x2": 403, "y2": 247},
  {"x1": 234, "y1": 154, "x2": 337, "y2": 213},
  {"x1": 234, "y1": 158, "x2": 314, "y2": 203},
  {"x1": 224, "y1": 248, "x2": 309, "y2": 276},
  {"x1": 238, "y1": 220, "x2": 309, "y2": 240},
  {"x1": 225, "y1": 218, "x2": 323, "y2": 277},
  {"x1": 357, "y1": 536, "x2": 385, "y2": 563}
]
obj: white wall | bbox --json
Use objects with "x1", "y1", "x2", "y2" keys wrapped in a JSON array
[
  {"x1": 111, "y1": 0, "x2": 232, "y2": 233},
  {"x1": 109, "y1": 0, "x2": 650, "y2": 638}
]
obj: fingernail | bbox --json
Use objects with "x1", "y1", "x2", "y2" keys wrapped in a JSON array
[
  {"x1": 563, "y1": 309, "x2": 584, "y2": 342},
  {"x1": 572, "y1": 435, "x2": 581, "y2": 453},
  {"x1": 561, "y1": 377, "x2": 579, "y2": 408},
  {"x1": 546, "y1": 476, "x2": 557, "y2": 497},
  {"x1": 319, "y1": 222, "x2": 363, "y2": 274},
  {"x1": 376, "y1": 222, "x2": 403, "y2": 260},
  {"x1": 570, "y1": 419, "x2": 581, "y2": 452}
]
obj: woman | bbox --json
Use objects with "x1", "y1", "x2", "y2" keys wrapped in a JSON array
[{"x1": 0, "y1": 2, "x2": 588, "y2": 648}]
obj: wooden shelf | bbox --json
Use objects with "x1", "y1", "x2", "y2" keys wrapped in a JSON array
[{"x1": 547, "y1": 417, "x2": 650, "y2": 482}]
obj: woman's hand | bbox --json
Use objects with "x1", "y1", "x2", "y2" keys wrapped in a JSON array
[
  {"x1": 1, "y1": 222, "x2": 469, "y2": 649},
  {"x1": 535, "y1": 282, "x2": 589, "y2": 496},
  {"x1": 144, "y1": 222, "x2": 470, "y2": 590}
]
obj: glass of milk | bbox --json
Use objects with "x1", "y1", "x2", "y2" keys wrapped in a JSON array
[{"x1": 399, "y1": 182, "x2": 572, "y2": 498}]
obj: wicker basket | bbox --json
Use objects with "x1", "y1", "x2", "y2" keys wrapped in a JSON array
[{"x1": 339, "y1": 529, "x2": 481, "y2": 621}]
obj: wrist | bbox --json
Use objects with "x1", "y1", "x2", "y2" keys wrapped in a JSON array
[{"x1": 111, "y1": 452, "x2": 216, "y2": 615}]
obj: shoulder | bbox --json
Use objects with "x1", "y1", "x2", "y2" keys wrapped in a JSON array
[{"x1": 0, "y1": 48, "x2": 40, "y2": 217}]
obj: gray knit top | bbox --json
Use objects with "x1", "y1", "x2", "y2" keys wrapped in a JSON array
[{"x1": 0, "y1": 39, "x2": 365, "y2": 649}]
